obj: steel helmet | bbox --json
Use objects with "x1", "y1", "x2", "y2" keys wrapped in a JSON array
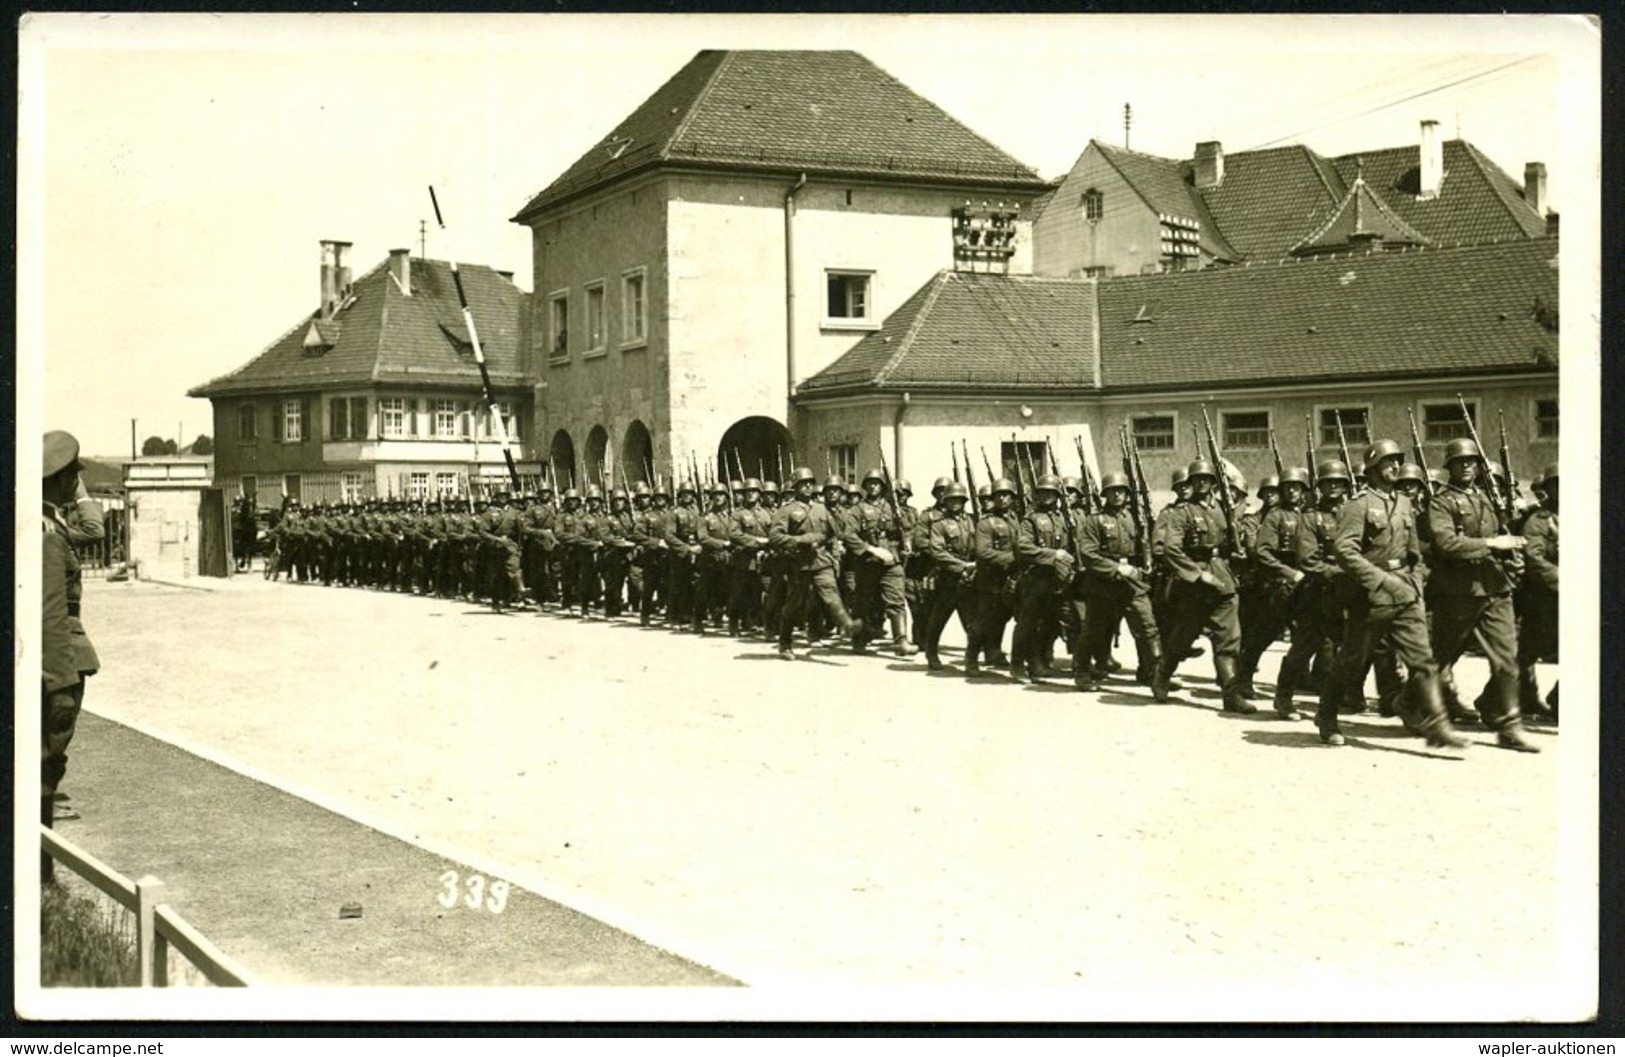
[
  {"x1": 709, "y1": 481, "x2": 729, "y2": 495},
  {"x1": 1171, "y1": 466, "x2": 1190, "y2": 487},
  {"x1": 823, "y1": 475, "x2": 845, "y2": 490},
  {"x1": 1062, "y1": 475, "x2": 1083, "y2": 494},
  {"x1": 1255, "y1": 475, "x2": 1279, "y2": 497},
  {"x1": 563, "y1": 488, "x2": 580, "y2": 501},
  {"x1": 1396, "y1": 463, "x2": 1425, "y2": 486},
  {"x1": 676, "y1": 482, "x2": 696, "y2": 497},
  {"x1": 991, "y1": 477, "x2": 1017, "y2": 496},
  {"x1": 791, "y1": 467, "x2": 817, "y2": 486},
  {"x1": 977, "y1": 484, "x2": 993, "y2": 499},
  {"x1": 743, "y1": 477, "x2": 762, "y2": 492},
  {"x1": 585, "y1": 486, "x2": 604, "y2": 501},
  {"x1": 941, "y1": 481, "x2": 969, "y2": 500},
  {"x1": 1315, "y1": 460, "x2": 1352, "y2": 484},
  {"x1": 611, "y1": 488, "x2": 629, "y2": 501},
  {"x1": 932, "y1": 476, "x2": 953, "y2": 497},
  {"x1": 1485, "y1": 460, "x2": 1507, "y2": 481},
  {"x1": 846, "y1": 483, "x2": 863, "y2": 497},
  {"x1": 1186, "y1": 459, "x2": 1217, "y2": 482},
  {"x1": 1098, "y1": 471, "x2": 1131, "y2": 493},
  {"x1": 1034, "y1": 473, "x2": 1063, "y2": 494},
  {"x1": 862, "y1": 468, "x2": 886, "y2": 486},
  {"x1": 894, "y1": 478, "x2": 913, "y2": 497},
  {"x1": 1443, "y1": 438, "x2": 1482, "y2": 464},
  {"x1": 1280, "y1": 467, "x2": 1310, "y2": 487},
  {"x1": 760, "y1": 480, "x2": 781, "y2": 495},
  {"x1": 632, "y1": 481, "x2": 652, "y2": 497},
  {"x1": 1362, "y1": 439, "x2": 1405, "y2": 473}
]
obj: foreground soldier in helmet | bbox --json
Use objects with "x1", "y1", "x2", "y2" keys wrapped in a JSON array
[
  {"x1": 909, "y1": 477, "x2": 953, "y2": 651},
  {"x1": 1517, "y1": 463, "x2": 1559, "y2": 721},
  {"x1": 694, "y1": 483, "x2": 733, "y2": 634},
  {"x1": 1152, "y1": 459, "x2": 1253, "y2": 713},
  {"x1": 921, "y1": 482, "x2": 979, "y2": 670},
  {"x1": 598, "y1": 489, "x2": 637, "y2": 619},
  {"x1": 1010, "y1": 474, "x2": 1073, "y2": 683},
  {"x1": 770, "y1": 468, "x2": 860, "y2": 658},
  {"x1": 1235, "y1": 474, "x2": 1282, "y2": 700},
  {"x1": 663, "y1": 483, "x2": 702, "y2": 627},
  {"x1": 1072, "y1": 472, "x2": 1162, "y2": 692},
  {"x1": 1251, "y1": 468, "x2": 1312, "y2": 719},
  {"x1": 1322, "y1": 441, "x2": 1469, "y2": 749},
  {"x1": 846, "y1": 469, "x2": 916, "y2": 657},
  {"x1": 968, "y1": 478, "x2": 1020, "y2": 676},
  {"x1": 1425, "y1": 439, "x2": 1538, "y2": 751},
  {"x1": 634, "y1": 483, "x2": 672, "y2": 627}
]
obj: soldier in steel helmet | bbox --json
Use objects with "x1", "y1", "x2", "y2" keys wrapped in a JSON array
[
  {"x1": 968, "y1": 477, "x2": 1020, "y2": 676},
  {"x1": 1072, "y1": 470, "x2": 1163, "y2": 692},
  {"x1": 598, "y1": 488, "x2": 637, "y2": 619},
  {"x1": 759, "y1": 479, "x2": 788, "y2": 632},
  {"x1": 728, "y1": 478, "x2": 772, "y2": 636},
  {"x1": 663, "y1": 481, "x2": 702, "y2": 628},
  {"x1": 1517, "y1": 462, "x2": 1559, "y2": 721},
  {"x1": 1009, "y1": 473, "x2": 1074, "y2": 683},
  {"x1": 41, "y1": 431, "x2": 101, "y2": 858},
  {"x1": 1234, "y1": 473, "x2": 1281, "y2": 700},
  {"x1": 921, "y1": 481, "x2": 979, "y2": 670},
  {"x1": 635, "y1": 480, "x2": 673, "y2": 627},
  {"x1": 572, "y1": 486, "x2": 608, "y2": 618},
  {"x1": 770, "y1": 468, "x2": 860, "y2": 658},
  {"x1": 845, "y1": 468, "x2": 916, "y2": 657},
  {"x1": 1248, "y1": 468, "x2": 1313, "y2": 719},
  {"x1": 693, "y1": 481, "x2": 733, "y2": 634},
  {"x1": 1322, "y1": 440, "x2": 1471, "y2": 749},
  {"x1": 1424, "y1": 437, "x2": 1538, "y2": 751}
]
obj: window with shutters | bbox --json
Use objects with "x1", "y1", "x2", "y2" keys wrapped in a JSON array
[
  {"x1": 434, "y1": 399, "x2": 461, "y2": 438},
  {"x1": 379, "y1": 397, "x2": 406, "y2": 438},
  {"x1": 349, "y1": 396, "x2": 368, "y2": 440},
  {"x1": 282, "y1": 400, "x2": 303, "y2": 443},
  {"x1": 548, "y1": 290, "x2": 570, "y2": 362},
  {"x1": 409, "y1": 472, "x2": 429, "y2": 500}
]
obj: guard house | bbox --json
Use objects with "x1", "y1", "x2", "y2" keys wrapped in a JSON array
[{"x1": 123, "y1": 456, "x2": 230, "y2": 580}]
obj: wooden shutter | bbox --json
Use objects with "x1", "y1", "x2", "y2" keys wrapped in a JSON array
[
  {"x1": 272, "y1": 400, "x2": 283, "y2": 442},
  {"x1": 408, "y1": 398, "x2": 419, "y2": 437},
  {"x1": 300, "y1": 399, "x2": 312, "y2": 443}
]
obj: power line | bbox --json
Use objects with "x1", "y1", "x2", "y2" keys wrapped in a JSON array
[{"x1": 1244, "y1": 55, "x2": 1541, "y2": 151}]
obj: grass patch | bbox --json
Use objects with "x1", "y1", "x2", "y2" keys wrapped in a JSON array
[{"x1": 40, "y1": 880, "x2": 139, "y2": 987}]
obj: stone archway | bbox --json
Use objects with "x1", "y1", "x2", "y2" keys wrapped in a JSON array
[
  {"x1": 584, "y1": 425, "x2": 610, "y2": 490},
  {"x1": 717, "y1": 415, "x2": 795, "y2": 485},
  {"x1": 622, "y1": 420, "x2": 655, "y2": 487},
  {"x1": 548, "y1": 429, "x2": 576, "y2": 490}
]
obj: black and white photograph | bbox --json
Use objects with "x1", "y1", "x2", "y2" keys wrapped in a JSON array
[{"x1": 15, "y1": 11, "x2": 1602, "y2": 1027}]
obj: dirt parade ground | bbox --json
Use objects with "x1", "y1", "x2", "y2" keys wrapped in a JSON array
[{"x1": 49, "y1": 572, "x2": 1594, "y2": 1020}]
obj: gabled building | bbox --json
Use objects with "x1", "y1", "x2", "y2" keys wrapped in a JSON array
[
  {"x1": 796, "y1": 237, "x2": 1560, "y2": 499},
  {"x1": 509, "y1": 49, "x2": 1052, "y2": 485},
  {"x1": 190, "y1": 241, "x2": 532, "y2": 506},
  {"x1": 1035, "y1": 121, "x2": 1553, "y2": 279}
]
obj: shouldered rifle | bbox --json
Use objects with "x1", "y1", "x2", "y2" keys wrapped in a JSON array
[
  {"x1": 1496, "y1": 407, "x2": 1520, "y2": 514},
  {"x1": 1009, "y1": 435, "x2": 1029, "y2": 515},
  {"x1": 1268, "y1": 425, "x2": 1287, "y2": 481},
  {"x1": 1200, "y1": 404, "x2": 1245, "y2": 556},
  {"x1": 1406, "y1": 407, "x2": 1436, "y2": 502},
  {"x1": 1303, "y1": 411, "x2": 1317, "y2": 493},
  {"x1": 1073, "y1": 435, "x2": 1096, "y2": 516},
  {"x1": 1047, "y1": 437, "x2": 1081, "y2": 560},
  {"x1": 1458, "y1": 394, "x2": 1516, "y2": 527},
  {"x1": 951, "y1": 443, "x2": 962, "y2": 484},
  {"x1": 980, "y1": 447, "x2": 997, "y2": 494},
  {"x1": 1123, "y1": 425, "x2": 1155, "y2": 571},
  {"x1": 1332, "y1": 409, "x2": 1361, "y2": 496},
  {"x1": 877, "y1": 445, "x2": 909, "y2": 557},
  {"x1": 961, "y1": 439, "x2": 980, "y2": 528}
]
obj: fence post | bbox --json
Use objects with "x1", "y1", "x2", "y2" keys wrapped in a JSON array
[{"x1": 135, "y1": 875, "x2": 168, "y2": 986}]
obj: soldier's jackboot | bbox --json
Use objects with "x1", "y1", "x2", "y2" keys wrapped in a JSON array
[
  {"x1": 1008, "y1": 658, "x2": 1031, "y2": 684},
  {"x1": 890, "y1": 613, "x2": 917, "y2": 657},
  {"x1": 1151, "y1": 658, "x2": 1173, "y2": 703},
  {"x1": 1273, "y1": 686, "x2": 1302, "y2": 721},
  {"x1": 1408, "y1": 674, "x2": 1471, "y2": 749},
  {"x1": 925, "y1": 649, "x2": 945, "y2": 672},
  {"x1": 1216, "y1": 655, "x2": 1258, "y2": 715},
  {"x1": 1518, "y1": 665, "x2": 1556, "y2": 723},
  {"x1": 1495, "y1": 718, "x2": 1541, "y2": 753},
  {"x1": 1439, "y1": 665, "x2": 1480, "y2": 726}
]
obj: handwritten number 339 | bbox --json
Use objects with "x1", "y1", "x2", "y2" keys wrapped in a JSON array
[{"x1": 438, "y1": 870, "x2": 510, "y2": 913}]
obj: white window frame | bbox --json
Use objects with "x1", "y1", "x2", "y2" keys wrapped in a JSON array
[
  {"x1": 828, "y1": 444, "x2": 858, "y2": 484},
  {"x1": 380, "y1": 397, "x2": 407, "y2": 439},
  {"x1": 433, "y1": 398, "x2": 461, "y2": 439},
  {"x1": 620, "y1": 267, "x2": 647, "y2": 348},
  {"x1": 822, "y1": 270, "x2": 878, "y2": 331},
  {"x1": 584, "y1": 280, "x2": 607, "y2": 357},
  {"x1": 1220, "y1": 408, "x2": 1272, "y2": 451},
  {"x1": 1130, "y1": 412, "x2": 1178, "y2": 453},
  {"x1": 488, "y1": 401, "x2": 520, "y2": 442},
  {"x1": 1081, "y1": 188, "x2": 1104, "y2": 224},
  {"x1": 408, "y1": 472, "x2": 429, "y2": 500},
  {"x1": 237, "y1": 403, "x2": 258, "y2": 442},
  {"x1": 340, "y1": 472, "x2": 366, "y2": 503},
  {"x1": 1531, "y1": 397, "x2": 1558, "y2": 441},
  {"x1": 547, "y1": 289, "x2": 570, "y2": 363},
  {"x1": 1314, "y1": 404, "x2": 1372, "y2": 450},
  {"x1": 436, "y1": 472, "x2": 459, "y2": 499},
  {"x1": 282, "y1": 400, "x2": 303, "y2": 443},
  {"x1": 1421, "y1": 399, "x2": 1478, "y2": 444}
]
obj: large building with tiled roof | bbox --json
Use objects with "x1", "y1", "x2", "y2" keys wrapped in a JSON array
[
  {"x1": 796, "y1": 238, "x2": 1559, "y2": 497},
  {"x1": 1034, "y1": 122, "x2": 1553, "y2": 280},
  {"x1": 190, "y1": 242, "x2": 534, "y2": 506},
  {"x1": 510, "y1": 49, "x2": 1051, "y2": 485}
]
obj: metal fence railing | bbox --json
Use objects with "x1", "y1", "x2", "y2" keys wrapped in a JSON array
[{"x1": 42, "y1": 827, "x2": 257, "y2": 987}]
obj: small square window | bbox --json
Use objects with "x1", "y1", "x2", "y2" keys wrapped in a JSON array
[
  {"x1": 1534, "y1": 398, "x2": 1558, "y2": 439},
  {"x1": 1081, "y1": 188, "x2": 1104, "y2": 223},
  {"x1": 1131, "y1": 414, "x2": 1176, "y2": 452},
  {"x1": 1221, "y1": 411, "x2": 1270, "y2": 450},
  {"x1": 380, "y1": 398, "x2": 406, "y2": 439},
  {"x1": 1319, "y1": 408, "x2": 1370, "y2": 448},
  {"x1": 1424, "y1": 401, "x2": 1477, "y2": 443},
  {"x1": 826, "y1": 272, "x2": 871, "y2": 321}
]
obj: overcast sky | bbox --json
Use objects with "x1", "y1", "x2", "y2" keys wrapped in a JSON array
[{"x1": 18, "y1": 12, "x2": 1597, "y2": 458}]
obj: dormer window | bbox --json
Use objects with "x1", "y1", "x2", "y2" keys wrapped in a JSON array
[{"x1": 1081, "y1": 188, "x2": 1104, "y2": 223}]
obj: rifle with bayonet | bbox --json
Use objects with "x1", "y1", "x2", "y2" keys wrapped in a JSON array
[
  {"x1": 877, "y1": 444, "x2": 910, "y2": 561},
  {"x1": 1200, "y1": 404, "x2": 1245, "y2": 557},
  {"x1": 1121, "y1": 424, "x2": 1155, "y2": 572},
  {"x1": 1268, "y1": 425, "x2": 1288, "y2": 482},
  {"x1": 1496, "y1": 407, "x2": 1521, "y2": 520},
  {"x1": 960, "y1": 439, "x2": 980, "y2": 528},
  {"x1": 1304, "y1": 411, "x2": 1317, "y2": 493},
  {"x1": 1333, "y1": 409, "x2": 1361, "y2": 495},
  {"x1": 1458, "y1": 395, "x2": 1516, "y2": 528},
  {"x1": 1406, "y1": 408, "x2": 1436, "y2": 503}
]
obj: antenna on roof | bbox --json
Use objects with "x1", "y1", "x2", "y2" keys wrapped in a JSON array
[{"x1": 1124, "y1": 103, "x2": 1132, "y2": 150}]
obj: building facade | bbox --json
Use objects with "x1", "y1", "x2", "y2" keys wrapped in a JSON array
[{"x1": 191, "y1": 242, "x2": 533, "y2": 506}]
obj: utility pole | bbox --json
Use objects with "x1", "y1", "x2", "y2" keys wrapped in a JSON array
[
  {"x1": 419, "y1": 219, "x2": 428, "y2": 259},
  {"x1": 1124, "y1": 103, "x2": 1132, "y2": 150},
  {"x1": 130, "y1": 419, "x2": 137, "y2": 460}
]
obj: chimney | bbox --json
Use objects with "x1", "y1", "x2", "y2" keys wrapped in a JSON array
[
  {"x1": 1193, "y1": 141, "x2": 1224, "y2": 189},
  {"x1": 389, "y1": 248, "x2": 411, "y2": 296},
  {"x1": 318, "y1": 239, "x2": 353, "y2": 319},
  {"x1": 1523, "y1": 161, "x2": 1548, "y2": 217},
  {"x1": 1418, "y1": 120, "x2": 1442, "y2": 200}
]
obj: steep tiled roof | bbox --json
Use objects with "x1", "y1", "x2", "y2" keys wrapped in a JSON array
[
  {"x1": 1290, "y1": 171, "x2": 1434, "y2": 256},
  {"x1": 513, "y1": 51, "x2": 1047, "y2": 221},
  {"x1": 798, "y1": 238, "x2": 1558, "y2": 396},
  {"x1": 189, "y1": 258, "x2": 525, "y2": 397},
  {"x1": 797, "y1": 271, "x2": 1100, "y2": 393},
  {"x1": 1191, "y1": 145, "x2": 1346, "y2": 260},
  {"x1": 1332, "y1": 139, "x2": 1547, "y2": 246},
  {"x1": 1094, "y1": 143, "x2": 1238, "y2": 262}
]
